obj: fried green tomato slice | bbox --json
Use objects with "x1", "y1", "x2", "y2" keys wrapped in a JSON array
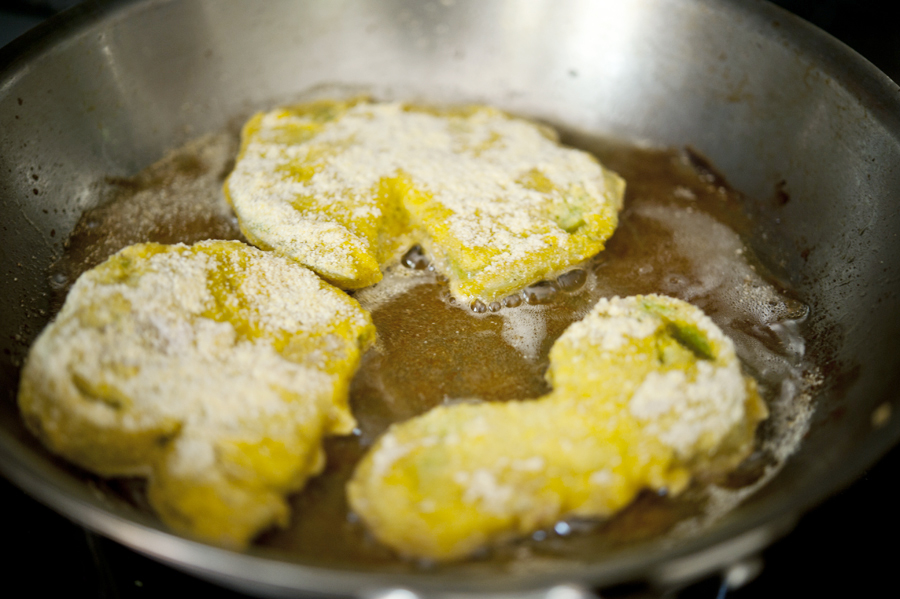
[
  {"x1": 347, "y1": 295, "x2": 766, "y2": 561},
  {"x1": 18, "y1": 240, "x2": 375, "y2": 549},
  {"x1": 224, "y1": 99, "x2": 625, "y2": 302}
]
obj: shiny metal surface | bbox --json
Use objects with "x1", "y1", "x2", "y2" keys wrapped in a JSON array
[{"x1": 2, "y1": 0, "x2": 899, "y2": 596}]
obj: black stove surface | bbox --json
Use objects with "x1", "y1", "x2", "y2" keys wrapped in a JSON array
[{"x1": 2, "y1": 1, "x2": 898, "y2": 597}]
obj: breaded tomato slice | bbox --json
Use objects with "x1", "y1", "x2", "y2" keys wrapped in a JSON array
[
  {"x1": 18, "y1": 240, "x2": 374, "y2": 548},
  {"x1": 224, "y1": 100, "x2": 625, "y2": 302},
  {"x1": 347, "y1": 295, "x2": 765, "y2": 560}
]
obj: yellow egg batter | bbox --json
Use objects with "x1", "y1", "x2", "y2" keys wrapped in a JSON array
[
  {"x1": 347, "y1": 295, "x2": 767, "y2": 560},
  {"x1": 224, "y1": 99, "x2": 625, "y2": 303},
  {"x1": 18, "y1": 240, "x2": 375, "y2": 548}
]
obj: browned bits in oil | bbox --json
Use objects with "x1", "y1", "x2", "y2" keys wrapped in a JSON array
[
  {"x1": 48, "y1": 132, "x2": 243, "y2": 307},
  {"x1": 557, "y1": 269, "x2": 587, "y2": 291},
  {"x1": 401, "y1": 245, "x2": 430, "y2": 270},
  {"x1": 523, "y1": 280, "x2": 559, "y2": 304},
  {"x1": 681, "y1": 146, "x2": 728, "y2": 188},
  {"x1": 503, "y1": 294, "x2": 523, "y2": 308},
  {"x1": 783, "y1": 298, "x2": 810, "y2": 320}
]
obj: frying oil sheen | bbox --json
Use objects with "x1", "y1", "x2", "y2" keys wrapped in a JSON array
[{"x1": 52, "y1": 126, "x2": 815, "y2": 569}]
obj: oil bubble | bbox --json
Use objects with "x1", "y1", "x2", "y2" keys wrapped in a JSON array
[
  {"x1": 49, "y1": 272, "x2": 68, "y2": 290},
  {"x1": 557, "y1": 269, "x2": 586, "y2": 291},
  {"x1": 503, "y1": 294, "x2": 523, "y2": 308},
  {"x1": 401, "y1": 245, "x2": 430, "y2": 270},
  {"x1": 523, "y1": 281, "x2": 559, "y2": 304}
]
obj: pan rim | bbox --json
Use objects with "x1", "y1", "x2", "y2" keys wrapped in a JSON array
[{"x1": 2, "y1": 0, "x2": 900, "y2": 595}]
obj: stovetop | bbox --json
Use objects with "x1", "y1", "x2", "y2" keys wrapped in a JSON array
[{"x1": 3, "y1": 1, "x2": 898, "y2": 597}]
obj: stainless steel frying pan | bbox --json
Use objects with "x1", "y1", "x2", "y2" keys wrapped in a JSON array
[{"x1": 2, "y1": 0, "x2": 900, "y2": 596}]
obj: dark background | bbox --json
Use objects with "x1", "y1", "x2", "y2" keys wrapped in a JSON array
[{"x1": 2, "y1": 1, "x2": 898, "y2": 597}]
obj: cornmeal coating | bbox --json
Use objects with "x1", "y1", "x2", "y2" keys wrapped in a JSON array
[
  {"x1": 347, "y1": 295, "x2": 766, "y2": 560},
  {"x1": 18, "y1": 241, "x2": 375, "y2": 548},
  {"x1": 224, "y1": 99, "x2": 625, "y2": 302}
]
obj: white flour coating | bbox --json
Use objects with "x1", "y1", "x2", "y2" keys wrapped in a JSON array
[
  {"x1": 629, "y1": 362, "x2": 746, "y2": 455},
  {"x1": 559, "y1": 296, "x2": 660, "y2": 351},
  {"x1": 512, "y1": 456, "x2": 546, "y2": 472},
  {"x1": 22, "y1": 241, "x2": 373, "y2": 472},
  {"x1": 459, "y1": 469, "x2": 515, "y2": 515},
  {"x1": 368, "y1": 433, "x2": 413, "y2": 479},
  {"x1": 557, "y1": 296, "x2": 747, "y2": 456},
  {"x1": 555, "y1": 295, "x2": 729, "y2": 353},
  {"x1": 226, "y1": 101, "x2": 623, "y2": 297}
]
